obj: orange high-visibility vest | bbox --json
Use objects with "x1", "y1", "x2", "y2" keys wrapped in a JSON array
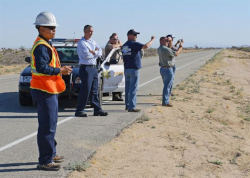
[{"x1": 30, "y1": 36, "x2": 65, "y2": 94}]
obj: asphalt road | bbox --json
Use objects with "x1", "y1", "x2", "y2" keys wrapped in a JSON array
[{"x1": 0, "y1": 49, "x2": 221, "y2": 178}]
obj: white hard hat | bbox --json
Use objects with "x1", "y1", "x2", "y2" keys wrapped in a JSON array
[{"x1": 34, "y1": 12, "x2": 59, "y2": 26}]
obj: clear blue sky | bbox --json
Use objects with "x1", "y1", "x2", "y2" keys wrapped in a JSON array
[{"x1": 0, "y1": 0, "x2": 249, "y2": 48}]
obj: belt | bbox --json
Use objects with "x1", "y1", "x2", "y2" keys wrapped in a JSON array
[
  {"x1": 80, "y1": 64, "x2": 96, "y2": 67},
  {"x1": 161, "y1": 66, "x2": 173, "y2": 69}
]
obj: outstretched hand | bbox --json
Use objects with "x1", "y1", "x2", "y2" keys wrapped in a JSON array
[{"x1": 179, "y1": 39, "x2": 184, "y2": 47}]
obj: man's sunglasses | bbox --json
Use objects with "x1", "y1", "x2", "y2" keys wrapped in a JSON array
[{"x1": 42, "y1": 26, "x2": 56, "y2": 30}]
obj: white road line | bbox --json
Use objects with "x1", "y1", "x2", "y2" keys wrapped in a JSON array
[
  {"x1": 139, "y1": 76, "x2": 161, "y2": 88},
  {"x1": 0, "y1": 53, "x2": 215, "y2": 152},
  {"x1": 139, "y1": 53, "x2": 214, "y2": 88},
  {"x1": 0, "y1": 132, "x2": 37, "y2": 152},
  {"x1": 0, "y1": 117, "x2": 74, "y2": 152}
]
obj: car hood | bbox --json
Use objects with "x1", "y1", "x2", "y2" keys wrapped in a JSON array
[{"x1": 20, "y1": 66, "x2": 31, "y2": 76}]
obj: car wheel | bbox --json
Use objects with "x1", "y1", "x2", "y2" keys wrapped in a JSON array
[
  {"x1": 19, "y1": 91, "x2": 33, "y2": 106},
  {"x1": 103, "y1": 92, "x2": 110, "y2": 97},
  {"x1": 112, "y1": 92, "x2": 123, "y2": 101}
]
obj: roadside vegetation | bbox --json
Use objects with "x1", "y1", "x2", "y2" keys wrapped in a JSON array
[
  {"x1": 0, "y1": 46, "x2": 243, "y2": 76},
  {"x1": 0, "y1": 47, "x2": 30, "y2": 75},
  {"x1": 231, "y1": 46, "x2": 250, "y2": 52},
  {"x1": 0, "y1": 46, "x2": 206, "y2": 76}
]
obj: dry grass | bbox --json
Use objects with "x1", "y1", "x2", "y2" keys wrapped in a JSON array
[
  {"x1": 0, "y1": 64, "x2": 29, "y2": 75},
  {"x1": 0, "y1": 47, "x2": 214, "y2": 76},
  {"x1": 143, "y1": 48, "x2": 158, "y2": 57},
  {"x1": 231, "y1": 46, "x2": 250, "y2": 52},
  {"x1": 0, "y1": 48, "x2": 30, "y2": 75},
  {"x1": 0, "y1": 48, "x2": 30, "y2": 65}
]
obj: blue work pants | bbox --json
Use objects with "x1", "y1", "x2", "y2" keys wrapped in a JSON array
[
  {"x1": 31, "y1": 89, "x2": 58, "y2": 165},
  {"x1": 76, "y1": 65, "x2": 101, "y2": 113}
]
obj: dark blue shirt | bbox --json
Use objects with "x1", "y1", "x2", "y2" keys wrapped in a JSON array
[
  {"x1": 33, "y1": 35, "x2": 60, "y2": 75},
  {"x1": 122, "y1": 41, "x2": 144, "y2": 69}
]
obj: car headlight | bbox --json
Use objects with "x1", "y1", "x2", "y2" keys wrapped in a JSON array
[
  {"x1": 19, "y1": 76, "x2": 23, "y2": 83},
  {"x1": 19, "y1": 76, "x2": 32, "y2": 83},
  {"x1": 75, "y1": 77, "x2": 81, "y2": 84}
]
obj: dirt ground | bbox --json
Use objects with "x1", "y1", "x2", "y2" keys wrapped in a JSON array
[
  {"x1": 0, "y1": 49, "x2": 29, "y2": 75},
  {"x1": 68, "y1": 49, "x2": 250, "y2": 178}
]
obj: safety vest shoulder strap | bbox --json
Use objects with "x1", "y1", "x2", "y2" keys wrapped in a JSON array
[
  {"x1": 31, "y1": 37, "x2": 53, "y2": 54},
  {"x1": 31, "y1": 37, "x2": 57, "y2": 69}
]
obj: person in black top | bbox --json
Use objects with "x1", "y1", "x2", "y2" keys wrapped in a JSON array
[{"x1": 121, "y1": 29, "x2": 155, "y2": 112}]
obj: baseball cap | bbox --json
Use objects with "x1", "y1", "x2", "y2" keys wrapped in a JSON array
[
  {"x1": 166, "y1": 34, "x2": 175, "y2": 39},
  {"x1": 127, "y1": 29, "x2": 140, "y2": 36}
]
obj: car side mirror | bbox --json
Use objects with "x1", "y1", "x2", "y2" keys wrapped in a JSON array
[
  {"x1": 25, "y1": 57, "x2": 31, "y2": 63},
  {"x1": 98, "y1": 67, "x2": 103, "y2": 73},
  {"x1": 105, "y1": 62, "x2": 110, "y2": 66}
]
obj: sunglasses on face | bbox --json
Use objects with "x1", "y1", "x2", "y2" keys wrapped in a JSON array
[
  {"x1": 113, "y1": 38, "x2": 118, "y2": 41},
  {"x1": 43, "y1": 26, "x2": 56, "y2": 30}
]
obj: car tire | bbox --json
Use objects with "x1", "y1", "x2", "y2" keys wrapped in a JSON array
[
  {"x1": 19, "y1": 91, "x2": 33, "y2": 106},
  {"x1": 112, "y1": 92, "x2": 123, "y2": 101},
  {"x1": 103, "y1": 92, "x2": 110, "y2": 97}
]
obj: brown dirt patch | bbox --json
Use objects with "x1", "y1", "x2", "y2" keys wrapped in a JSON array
[
  {"x1": 0, "y1": 64, "x2": 29, "y2": 75},
  {"x1": 68, "y1": 49, "x2": 250, "y2": 178},
  {"x1": 0, "y1": 49, "x2": 30, "y2": 75}
]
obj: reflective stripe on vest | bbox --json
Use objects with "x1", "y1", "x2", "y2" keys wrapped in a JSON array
[{"x1": 30, "y1": 36, "x2": 65, "y2": 94}]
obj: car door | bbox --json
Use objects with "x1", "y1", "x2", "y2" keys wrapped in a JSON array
[{"x1": 101, "y1": 48, "x2": 125, "y2": 93}]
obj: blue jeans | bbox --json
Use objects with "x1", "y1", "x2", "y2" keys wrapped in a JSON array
[
  {"x1": 124, "y1": 69, "x2": 139, "y2": 109},
  {"x1": 160, "y1": 67, "x2": 174, "y2": 105},
  {"x1": 170, "y1": 65, "x2": 176, "y2": 94}
]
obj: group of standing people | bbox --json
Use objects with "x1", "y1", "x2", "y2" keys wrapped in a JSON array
[{"x1": 30, "y1": 11, "x2": 183, "y2": 171}]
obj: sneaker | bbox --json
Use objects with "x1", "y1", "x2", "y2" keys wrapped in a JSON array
[
  {"x1": 37, "y1": 162, "x2": 61, "y2": 171},
  {"x1": 162, "y1": 103, "x2": 173, "y2": 107},
  {"x1": 128, "y1": 109, "x2": 141, "y2": 112},
  {"x1": 53, "y1": 155, "x2": 65, "y2": 163}
]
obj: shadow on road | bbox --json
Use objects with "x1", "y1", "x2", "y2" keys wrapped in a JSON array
[
  {"x1": 0, "y1": 168, "x2": 37, "y2": 172},
  {"x1": 0, "y1": 92, "x2": 78, "y2": 113},
  {"x1": 0, "y1": 162, "x2": 38, "y2": 172},
  {"x1": 0, "y1": 92, "x2": 36, "y2": 114},
  {"x1": 137, "y1": 94, "x2": 162, "y2": 97},
  {"x1": 0, "y1": 162, "x2": 38, "y2": 168},
  {"x1": 0, "y1": 92, "x2": 159, "y2": 118}
]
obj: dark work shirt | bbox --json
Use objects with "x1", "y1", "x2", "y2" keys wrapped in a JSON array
[
  {"x1": 33, "y1": 35, "x2": 60, "y2": 75},
  {"x1": 121, "y1": 41, "x2": 144, "y2": 69}
]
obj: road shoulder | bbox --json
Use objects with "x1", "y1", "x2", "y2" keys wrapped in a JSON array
[{"x1": 69, "y1": 49, "x2": 250, "y2": 177}]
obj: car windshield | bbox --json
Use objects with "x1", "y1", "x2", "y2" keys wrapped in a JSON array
[{"x1": 55, "y1": 47, "x2": 79, "y2": 63}]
